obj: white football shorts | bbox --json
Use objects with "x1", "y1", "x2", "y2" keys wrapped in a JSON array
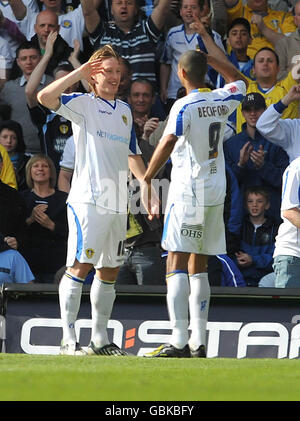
[
  {"x1": 162, "y1": 201, "x2": 226, "y2": 255},
  {"x1": 66, "y1": 203, "x2": 127, "y2": 269}
]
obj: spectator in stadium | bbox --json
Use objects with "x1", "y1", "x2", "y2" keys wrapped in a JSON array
[
  {"x1": 224, "y1": 92, "x2": 289, "y2": 223},
  {"x1": 221, "y1": 17, "x2": 254, "y2": 83},
  {"x1": 160, "y1": 0, "x2": 225, "y2": 112},
  {"x1": 0, "y1": 143, "x2": 17, "y2": 189},
  {"x1": 0, "y1": 41, "x2": 53, "y2": 154},
  {"x1": 235, "y1": 47, "x2": 300, "y2": 133},
  {"x1": 21, "y1": 154, "x2": 68, "y2": 283},
  {"x1": 275, "y1": 0, "x2": 300, "y2": 81},
  {"x1": 25, "y1": 32, "x2": 81, "y2": 175},
  {"x1": 0, "y1": 9, "x2": 27, "y2": 86},
  {"x1": 81, "y1": 0, "x2": 171, "y2": 89},
  {"x1": 0, "y1": 119, "x2": 30, "y2": 191},
  {"x1": 6, "y1": 0, "x2": 101, "y2": 51},
  {"x1": 0, "y1": 234, "x2": 34, "y2": 284},
  {"x1": 224, "y1": 0, "x2": 296, "y2": 59},
  {"x1": 0, "y1": 149, "x2": 27, "y2": 252},
  {"x1": 235, "y1": 186, "x2": 279, "y2": 287},
  {"x1": 0, "y1": 0, "x2": 38, "y2": 23},
  {"x1": 29, "y1": 10, "x2": 73, "y2": 77}
]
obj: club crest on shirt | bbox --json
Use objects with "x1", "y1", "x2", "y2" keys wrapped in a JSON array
[
  {"x1": 61, "y1": 20, "x2": 72, "y2": 28},
  {"x1": 85, "y1": 248, "x2": 95, "y2": 259},
  {"x1": 59, "y1": 124, "x2": 69, "y2": 135},
  {"x1": 122, "y1": 115, "x2": 128, "y2": 125}
]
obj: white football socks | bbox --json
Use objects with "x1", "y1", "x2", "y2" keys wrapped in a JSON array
[
  {"x1": 188, "y1": 272, "x2": 211, "y2": 351},
  {"x1": 166, "y1": 271, "x2": 190, "y2": 349},
  {"x1": 59, "y1": 271, "x2": 84, "y2": 346},
  {"x1": 90, "y1": 275, "x2": 116, "y2": 348}
]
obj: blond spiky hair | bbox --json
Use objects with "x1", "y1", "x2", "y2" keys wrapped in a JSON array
[{"x1": 88, "y1": 44, "x2": 121, "y2": 95}]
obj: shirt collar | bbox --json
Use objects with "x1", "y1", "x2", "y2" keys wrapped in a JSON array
[{"x1": 19, "y1": 73, "x2": 47, "y2": 87}]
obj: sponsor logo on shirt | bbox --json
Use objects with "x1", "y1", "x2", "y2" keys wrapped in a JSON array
[
  {"x1": 97, "y1": 129, "x2": 129, "y2": 145},
  {"x1": 98, "y1": 109, "x2": 112, "y2": 115}
]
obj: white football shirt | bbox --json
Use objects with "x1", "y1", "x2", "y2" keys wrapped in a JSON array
[
  {"x1": 274, "y1": 156, "x2": 300, "y2": 258},
  {"x1": 56, "y1": 92, "x2": 140, "y2": 212},
  {"x1": 163, "y1": 80, "x2": 246, "y2": 206}
]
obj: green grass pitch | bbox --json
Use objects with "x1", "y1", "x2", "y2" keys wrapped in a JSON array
[{"x1": 1, "y1": 354, "x2": 300, "y2": 401}]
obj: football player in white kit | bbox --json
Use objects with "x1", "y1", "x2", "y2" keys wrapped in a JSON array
[
  {"x1": 142, "y1": 45, "x2": 247, "y2": 357},
  {"x1": 38, "y1": 44, "x2": 158, "y2": 355}
]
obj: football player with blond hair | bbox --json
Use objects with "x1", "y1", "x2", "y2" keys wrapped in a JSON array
[{"x1": 38, "y1": 44, "x2": 158, "y2": 356}]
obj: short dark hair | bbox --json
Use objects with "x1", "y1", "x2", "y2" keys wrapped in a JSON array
[
  {"x1": 179, "y1": 50, "x2": 207, "y2": 85},
  {"x1": 0, "y1": 120, "x2": 25, "y2": 154},
  {"x1": 130, "y1": 78, "x2": 155, "y2": 96},
  {"x1": 227, "y1": 17, "x2": 251, "y2": 36},
  {"x1": 244, "y1": 186, "x2": 270, "y2": 203},
  {"x1": 254, "y1": 47, "x2": 279, "y2": 66},
  {"x1": 16, "y1": 41, "x2": 41, "y2": 58}
]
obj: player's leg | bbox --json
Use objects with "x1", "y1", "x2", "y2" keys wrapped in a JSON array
[
  {"x1": 145, "y1": 251, "x2": 191, "y2": 358},
  {"x1": 187, "y1": 254, "x2": 209, "y2": 358},
  {"x1": 186, "y1": 204, "x2": 226, "y2": 358},
  {"x1": 59, "y1": 260, "x2": 92, "y2": 355},
  {"x1": 59, "y1": 203, "x2": 104, "y2": 355},
  {"x1": 88, "y1": 212, "x2": 129, "y2": 356},
  {"x1": 166, "y1": 251, "x2": 191, "y2": 350},
  {"x1": 88, "y1": 266, "x2": 129, "y2": 355}
]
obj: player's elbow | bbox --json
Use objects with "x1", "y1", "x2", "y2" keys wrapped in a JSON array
[
  {"x1": 37, "y1": 89, "x2": 49, "y2": 106},
  {"x1": 282, "y1": 208, "x2": 300, "y2": 228},
  {"x1": 164, "y1": 134, "x2": 178, "y2": 149},
  {"x1": 37, "y1": 89, "x2": 59, "y2": 111}
]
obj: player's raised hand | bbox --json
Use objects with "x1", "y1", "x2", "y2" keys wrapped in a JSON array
[
  {"x1": 78, "y1": 59, "x2": 104, "y2": 85},
  {"x1": 190, "y1": 14, "x2": 206, "y2": 37},
  {"x1": 282, "y1": 84, "x2": 300, "y2": 106}
]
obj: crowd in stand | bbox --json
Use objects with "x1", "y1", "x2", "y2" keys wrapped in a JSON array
[{"x1": 1, "y1": 0, "x2": 300, "y2": 287}]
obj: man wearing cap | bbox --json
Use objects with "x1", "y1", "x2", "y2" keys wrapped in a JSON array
[{"x1": 224, "y1": 92, "x2": 289, "y2": 222}]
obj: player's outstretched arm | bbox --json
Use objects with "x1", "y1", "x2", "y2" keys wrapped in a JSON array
[
  {"x1": 141, "y1": 134, "x2": 177, "y2": 218},
  {"x1": 190, "y1": 16, "x2": 248, "y2": 87},
  {"x1": 129, "y1": 154, "x2": 160, "y2": 220},
  {"x1": 37, "y1": 59, "x2": 103, "y2": 111}
]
